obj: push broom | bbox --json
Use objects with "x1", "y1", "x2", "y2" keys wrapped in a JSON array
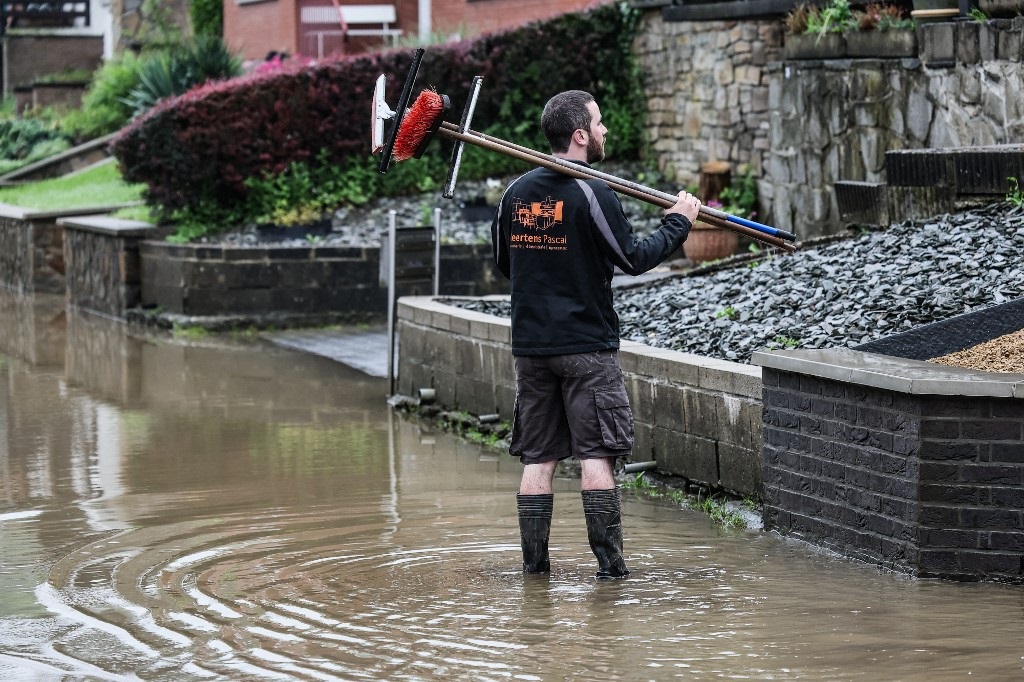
[{"x1": 372, "y1": 49, "x2": 798, "y2": 253}]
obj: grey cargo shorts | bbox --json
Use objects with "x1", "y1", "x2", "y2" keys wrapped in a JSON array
[{"x1": 509, "y1": 349, "x2": 634, "y2": 465}]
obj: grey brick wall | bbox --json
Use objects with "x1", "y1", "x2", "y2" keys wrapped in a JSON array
[
  {"x1": 139, "y1": 242, "x2": 504, "y2": 320},
  {"x1": 396, "y1": 297, "x2": 764, "y2": 497},
  {"x1": 762, "y1": 366, "x2": 1024, "y2": 582}
]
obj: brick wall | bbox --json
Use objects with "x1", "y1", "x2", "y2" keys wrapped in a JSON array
[
  {"x1": 917, "y1": 396, "x2": 1024, "y2": 581},
  {"x1": 224, "y1": 0, "x2": 299, "y2": 61},
  {"x1": 225, "y1": 0, "x2": 609, "y2": 61},
  {"x1": 761, "y1": 364, "x2": 1024, "y2": 582},
  {"x1": 762, "y1": 369, "x2": 923, "y2": 569},
  {"x1": 139, "y1": 241, "x2": 504, "y2": 321},
  {"x1": 2, "y1": 34, "x2": 102, "y2": 92},
  {"x1": 432, "y1": 0, "x2": 605, "y2": 37}
]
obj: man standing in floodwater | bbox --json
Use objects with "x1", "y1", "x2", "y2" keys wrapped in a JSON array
[{"x1": 491, "y1": 90, "x2": 701, "y2": 578}]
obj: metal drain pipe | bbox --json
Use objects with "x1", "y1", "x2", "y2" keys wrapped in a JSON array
[{"x1": 623, "y1": 461, "x2": 658, "y2": 474}]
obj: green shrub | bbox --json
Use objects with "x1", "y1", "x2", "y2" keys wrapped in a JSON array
[
  {"x1": 58, "y1": 52, "x2": 142, "y2": 139},
  {"x1": 0, "y1": 118, "x2": 71, "y2": 173},
  {"x1": 122, "y1": 35, "x2": 243, "y2": 116},
  {"x1": 717, "y1": 166, "x2": 759, "y2": 219},
  {"x1": 246, "y1": 150, "x2": 376, "y2": 226},
  {"x1": 189, "y1": 0, "x2": 223, "y2": 37},
  {"x1": 805, "y1": 0, "x2": 857, "y2": 34},
  {"x1": 114, "y1": 2, "x2": 647, "y2": 239}
]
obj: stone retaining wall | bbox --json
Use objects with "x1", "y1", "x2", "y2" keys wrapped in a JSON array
[
  {"x1": 0, "y1": 207, "x2": 65, "y2": 294},
  {"x1": 60, "y1": 216, "x2": 155, "y2": 318},
  {"x1": 0, "y1": 204, "x2": 145, "y2": 296},
  {"x1": 139, "y1": 241, "x2": 504, "y2": 320},
  {"x1": 396, "y1": 297, "x2": 764, "y2": 496},
  {"x1": 634, "y1": 12, "x2": 1024, "y2": 239}
]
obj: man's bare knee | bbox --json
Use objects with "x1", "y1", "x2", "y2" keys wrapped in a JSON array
[
  {"x1": 580, "y1": 457, "x2": 616, "y2": 490},
  {"x1": 520, "y1": 461, "x2": 558, "y2": 494}
]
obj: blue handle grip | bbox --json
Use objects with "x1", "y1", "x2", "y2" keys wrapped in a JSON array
[
  {"x1": 699, "y1": 204, "x2": 796, "y2": 242},
  {"x1": 727, "y1": 213, "x2": 797, "y2": 242}
]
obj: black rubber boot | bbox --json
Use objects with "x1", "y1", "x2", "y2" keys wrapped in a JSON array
[
  {"x1": 517, "y1": 493, "x2": 553, "y2": 573},
  {"x1": 581, "y1": 488, "x2": 630, "y2": 579}
]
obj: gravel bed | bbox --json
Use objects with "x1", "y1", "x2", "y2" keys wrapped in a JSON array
[
  {"x1": 200, "y1": 163, "x2": 666, "y2": 249},
  {"x1": 930, "y1": 328, "x2": 1024, "y2": 373},
  {"x1": 446, "y1": 202, "x2": 1024, "y2": 367}
]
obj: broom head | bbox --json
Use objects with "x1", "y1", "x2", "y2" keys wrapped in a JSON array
[{"x1": 393, "y1": 89, "x2": 449, "y2": 162}]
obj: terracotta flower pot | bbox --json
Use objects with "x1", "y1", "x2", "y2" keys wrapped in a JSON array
[{"x1": 683, "y1": 225, "x2": 739, "y2": 264}]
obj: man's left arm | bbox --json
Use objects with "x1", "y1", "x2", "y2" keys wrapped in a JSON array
[{"x1": 586, "y1": 182, "x2": 691, "y2": 276}]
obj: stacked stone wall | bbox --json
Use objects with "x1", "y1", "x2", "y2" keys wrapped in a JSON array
[
  {"x1": 634, "y1": 12, "x2": 1024, "y2": 239},
  {"x1": 62, "y1": 218, "x2": 151, "y2": 318},
  {"x1": 0, "y1": 215, "x2": 64, "y2": 294}
]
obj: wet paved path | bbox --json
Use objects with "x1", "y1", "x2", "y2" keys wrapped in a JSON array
[{"x1": 265, "y1": 326, "x2": 390, "y2": 378}]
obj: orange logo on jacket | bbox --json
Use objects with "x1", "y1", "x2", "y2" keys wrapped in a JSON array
[{"x1": 512, "y1": 196, "x2": 563, "y2": 231}]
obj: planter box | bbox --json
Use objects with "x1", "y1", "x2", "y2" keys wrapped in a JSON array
[
  {"x1": 755, "y1": 296, "x2": 1024, "y2": 583},
  {"x1": 980, "y1": 0, "x2": 1024, "y2": 16},
  {"x1": 846, "y1": 30, "x2": 918, "y2": 58},
  {"x1": 784, "y1": 32, "x2": 847, "y2": 60},
  {"x1": 31, "y1": 81, "x2": 88, "y2": 110}
]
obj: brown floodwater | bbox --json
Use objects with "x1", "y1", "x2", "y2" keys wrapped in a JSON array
[{"x1": 1, "y1": 291, "x2": 1024, "y2": 681}]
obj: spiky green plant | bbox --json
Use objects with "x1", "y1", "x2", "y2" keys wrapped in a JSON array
[{"x1": 122, "y1": 35, "x2": 243, "y2": 115}]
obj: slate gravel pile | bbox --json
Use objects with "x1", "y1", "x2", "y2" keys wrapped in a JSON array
[
  {"x1": 205, "y1": 163, "x2": 665, "y2": 249},
  {"x1": 448, "y1": 202, "x2": 1024, "y2": 365}
]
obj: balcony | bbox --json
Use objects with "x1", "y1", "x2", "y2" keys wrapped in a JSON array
[{"x1": 1, "y1": 1, "x2": 90, "y2": 33}]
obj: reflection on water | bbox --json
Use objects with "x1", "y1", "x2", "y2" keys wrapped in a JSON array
[{"x1": 1, "y1": 291, "x2": 1024, "y2": 680}]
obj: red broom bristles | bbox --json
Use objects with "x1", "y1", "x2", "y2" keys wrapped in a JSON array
[{"x1": 393, "y1": 89, "x2": 446, "y2": 162}]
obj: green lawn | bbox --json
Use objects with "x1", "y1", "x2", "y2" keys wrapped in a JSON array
[{"x1": 0, "y1": 159, "x2": 146, "y2": 211}]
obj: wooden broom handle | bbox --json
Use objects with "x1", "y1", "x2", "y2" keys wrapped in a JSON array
[{"x1": 437, "y1": 125, "x2": 796, "y2": 253}]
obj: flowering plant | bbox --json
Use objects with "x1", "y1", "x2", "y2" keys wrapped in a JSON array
[{"x1": 715, "y1": 166, "x2": 758, "y2": 219}]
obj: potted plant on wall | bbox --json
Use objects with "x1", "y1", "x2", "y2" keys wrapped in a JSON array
[
  {"x1": 784, "y1": 0, "x2": 917, "y2": 59},
  {"x1": 847, "y1": 3, "x2": 917, "y2": 57},
  {"x1": 784, "y1": 0, "x2": 856, "y2": 59},
  {"x1": 684, "y1": 165, "x2": 759, "y2": 264}
]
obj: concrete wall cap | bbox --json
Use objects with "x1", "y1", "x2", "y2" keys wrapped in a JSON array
[
  {"x1": 57, "y1": 215, "x2": 155, "y2": 237},
  {"x1": 753, "y1": 348, "x2": 1024, "y2": 397}
]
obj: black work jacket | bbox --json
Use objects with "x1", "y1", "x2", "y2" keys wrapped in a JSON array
[{"x1": 491, "y1": 163, "x2": 691, "y2": 356}]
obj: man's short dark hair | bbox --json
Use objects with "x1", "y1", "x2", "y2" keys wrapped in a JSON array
[{"x1": 541, "y1": 90, "x2": 595, "y2": 154}]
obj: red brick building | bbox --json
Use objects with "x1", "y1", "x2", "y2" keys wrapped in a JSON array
[{"x1": 224, "y1": 0, "x2": 608, "y2": 62}]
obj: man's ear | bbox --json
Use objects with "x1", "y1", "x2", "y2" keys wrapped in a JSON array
[{"x1": 572, "y1": 128, "x2": 588, "y2": 146}]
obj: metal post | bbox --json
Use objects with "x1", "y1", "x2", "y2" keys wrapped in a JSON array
[
  {"x1": 433, "y1": 207, "x2": 441, "y2": 296},
  {"x1": 386, "y1": 209, "x2": 397, "y2": 396}
]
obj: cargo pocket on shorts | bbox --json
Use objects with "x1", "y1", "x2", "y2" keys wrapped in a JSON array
[
  {"x1": 509, "y1": 397, "x2": 524, "y2": 457},
  {"x1": 594, "y1": 387, "x2": 634, "y2": 449}
]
